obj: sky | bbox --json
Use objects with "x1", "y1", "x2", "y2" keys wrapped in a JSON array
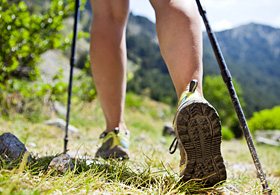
[{"x1": 130, "y1": 0, "x2": 280, "y2": 31}]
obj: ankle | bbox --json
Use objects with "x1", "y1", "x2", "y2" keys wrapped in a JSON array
[{"x1": 105, "y1": 121, "x2": 128, "y2": 133}]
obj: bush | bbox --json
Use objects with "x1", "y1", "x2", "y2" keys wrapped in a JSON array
[
  {"x1": 0, "y1": 0, "x2": 75, "y2": 117},
  {"x1": 0, "y1": 70, "x2": 68, "y2": 120},
  {"x1": 203, "y1": 75, "x2": 244, "y2": 138},
  {"x1": 125, "y1": 92, "x2": 143, "y2": 109},
  {"x1": 0, "y1": 0, "x2": 97, "y2": 119},
  {"x1": 0, "y1": 0, "x2": 74, "y2": 82},
  {"x1": 222, "y1": 127, "x2": 235, "y2": 141},
  {"x1": 248, "y1": 106, "x2": 280, "y2": 133}
]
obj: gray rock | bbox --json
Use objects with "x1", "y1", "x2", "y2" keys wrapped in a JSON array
[
  {"x1": 44, "y1": 118, "x2": 79, "y2": 134},
  {"x1": 255, "y1": 130, "x2": 280, "y2": 144},
  {"x1": 48, "y1": 154, "x2": 74, "y2": 173},
  {"x1": 53, "y1": 101, "x2": 67, "y2": 116},
  {"x1": 160, "y1": 138, "x2": 167, "y2": 144},
  {"x1": 163, "y1": 122, "x2": 175, "y2": 136},
  {"x1": 256, "y1": 136, "x2": 280, "y2": 146},
  {"x1": 0, "y1": 132, "x2": 32, "y2": 162},
  {"x1": 133, "y1": 135, "x2": 147, "y2": 142}
]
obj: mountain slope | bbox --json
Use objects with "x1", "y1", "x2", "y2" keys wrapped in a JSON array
[{"x1": 203, "y1": 23, "x2": 280, "y2": 115}]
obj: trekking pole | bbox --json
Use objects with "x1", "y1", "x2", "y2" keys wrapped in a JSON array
[
  {"x1": 195, "y1": 1, "x2": 272, "y2": 194},
  {"x1": 64, "y1": 0, "x2": 81, "y2": 153}
]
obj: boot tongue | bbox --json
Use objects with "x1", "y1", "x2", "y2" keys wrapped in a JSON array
[{"x1": 178, "y1": 80, "x2": 199, "y2": 108}]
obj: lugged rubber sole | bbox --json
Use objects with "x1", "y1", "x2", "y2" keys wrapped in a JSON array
[
  {"x1": 95, "y1": 146, "x2": 129, "y2": 160},
  {"x1": 175, "y1": 98, "x2": 227, "y2": 186}
]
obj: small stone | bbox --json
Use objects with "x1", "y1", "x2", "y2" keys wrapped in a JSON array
[
  {"x1": 27, "y1": 142, "x2": 36, "y2": 147},
  {"x1": 48, "y1": 154, "x2": 74, "y2": 173},
  {"x1": 225, "y1": 184, "x2": 241, "y2": 193},
  {"x1": 160, "y1": 138, "x2": 167, "y2": 144},
  {"x1": 256, "y1": 136, "x2": 280, "y2": 146},
  {"x1": 133, "y1": 135, "x2": 147, "y2": 141},
  {"x1": 163, "y1": 122, "x2": 175, "y2": 136},
  {"x1": 0, "y1": 132, "x2": 32, "y2": 163},
  {"x1": 53, "y1": 101, "x2": 67, "y2": 116},
  {"x1": 44, "y1": 118, "x2": 79, "y2": 134}
]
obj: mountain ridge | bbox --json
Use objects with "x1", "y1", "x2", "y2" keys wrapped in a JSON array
[{"x1": 202, "y1": 22, "x2": 280, "y2": 114}]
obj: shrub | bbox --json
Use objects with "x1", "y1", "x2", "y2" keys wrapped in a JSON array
[
  {"x1": 0, "y1": 0, "x2": 97, "y2": 119},
  {"x1": 125, "y1": 92, "x2": 143, "y2": 109},
  {"x1": 0, "y1": 70, "x2": 68, "y2": 120},
  {"x1": 203, "y1": 75, "x2": 244, "y2": 138},
  {"x1": 222, "y1": 127, "x2": 235, "y2": 141},
  {"x1": 0, "y1": 0, "x2": 74, "y2": 82},
  {"x1": 248, "y1": 106, "x2": 280, "y2": 133}
]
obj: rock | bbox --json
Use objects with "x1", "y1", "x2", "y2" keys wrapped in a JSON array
[
  {"x1": 255, "y1": 130, "x2": 280, "y2": 140},
  {"x1": 53, "y1": 101, "x2": 67, "y2": 116},
  {"x1": 133, "y1": 135, "x2": 147, "y2": 142},
  {"x1": 0, "y1": 132, "x2": 32, "y2": 162},
  {"x1": 160, "y1": 138, "x2": 167, "y2": 144},
  {"x1": 225, "y1": 184, "x2": 241, "y2": 193},
  {"x1": 48, "y1": 154, "x2": 74, "y2": 173},
  {"x1": 44, "y1": 118, "x2": 79, "y2": 134},
  {"x1": 256, "y1": 136, "x2": 280, "y2": 146},
  {"x1": 162, "y1": 122, "x2": 175, "y2": 136},
  {"x1": 27, "y1": 142, "x2": 36, "y2": 148},
  {"x1": 217, "y1": 184, "x2": 241, "y2": 194}
]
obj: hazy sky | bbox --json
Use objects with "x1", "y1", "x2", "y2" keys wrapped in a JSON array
[{"x1": 130, "y1": 0, "x2": 280, "y2": 31}]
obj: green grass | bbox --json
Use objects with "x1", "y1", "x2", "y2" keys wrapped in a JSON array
[{"x1": 0, "y1": 94, "x2": 279, "y2": 194}]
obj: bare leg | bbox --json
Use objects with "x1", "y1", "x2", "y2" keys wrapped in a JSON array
[
  {"x1": 149, "y1": 0, "x2": 203, "y2": 97},
  {"x1": 150, "y1": 1, "x2": 227, "y2": 185},
  {"x1": 90, "y1": 0, "x2": 129, "y2": 132}
]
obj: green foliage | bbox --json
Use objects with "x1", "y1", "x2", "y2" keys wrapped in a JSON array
[
  {"x1": 73, "y1": 71, "x2": 97, "y2": 103},
  {"x1": 0, "y1": 70, "x2": 68, "y2": 121},
  {"x1": 222, "y1": 127, "x2": 235, "y2": 141},
  {"x1": 125, "y1": 92, "x2": 143, "y2": 109},
  {"x1": 126, "y1": 31, "x2": 177, "y2": 105},
  {"x1": 203, "y1": 75, "x2": 244, "y2": 137},
  {"x1": 203, "y1": 24, "x2": 280, "y2": 116},
  {"x1": 0, "y1": 0, "x2": 97, "y2": 119},
  {"x1": 248, "y1": 106, "x2": 280, "y2": 133},
  {"x1": 0, "y1": 0, "x2": 74, "y2": 82},
  {"x1": 0, "y1": 67, "x2": 97, "y2": 121}
]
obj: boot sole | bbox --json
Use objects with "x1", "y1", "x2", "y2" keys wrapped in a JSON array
[
  {"x1": 175, "y1": 99, "x2": 227, "y2": 186},
  {"x1": 95, "y1": 146, "x2": 129, "y2": 160}
]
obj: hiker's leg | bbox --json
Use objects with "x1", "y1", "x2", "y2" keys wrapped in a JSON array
[
  {"x1": 150, "y1": 0, "x2": 203, "y2": 97},
  {"x1": 90, "y1": 0, "x2": 129, "y2": 132}
]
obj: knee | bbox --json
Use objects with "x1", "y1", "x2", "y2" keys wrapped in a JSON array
[{"x1": 91, "y1": 0, "x2": 129, "y2": 25}]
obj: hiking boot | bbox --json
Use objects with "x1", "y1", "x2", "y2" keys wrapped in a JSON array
[
  {"x1": 170, "y1": 80, "x2": 227, "y2": 186},
  {"x1": 95, "y1": 128, "x2": 130, "y2": 159}
]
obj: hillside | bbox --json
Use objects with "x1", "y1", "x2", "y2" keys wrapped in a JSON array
[{"x1": 203, "y1": 23, "x2": 280, "y2": 115}]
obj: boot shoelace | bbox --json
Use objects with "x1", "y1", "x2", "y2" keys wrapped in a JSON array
[{"x1": 169, "y1": 137, "x2": 178, "y2": 154}]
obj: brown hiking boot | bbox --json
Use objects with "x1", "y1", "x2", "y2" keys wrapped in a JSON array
[{"x1": 170, "y1": 80, "x2": 227, "y2": 186}]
